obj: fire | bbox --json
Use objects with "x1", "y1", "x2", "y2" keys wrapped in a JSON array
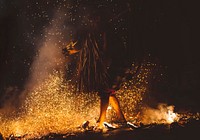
[
  {"x1": 141, "y1": 104, "x2": 179, "y2": 125},
  {"x1": 0, "y1": 61, "x2": 154, "y2": 138},
  {"x1": 166, "y1": 106, "x2": 179, "y2": 124},
  {"x1": 0, "y1": 71, "x2": 100, "y2": 138}
]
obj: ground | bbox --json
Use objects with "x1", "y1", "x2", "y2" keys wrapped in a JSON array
[{"x1": 6, "y1": 119, "x2": 199, "y2": 140}]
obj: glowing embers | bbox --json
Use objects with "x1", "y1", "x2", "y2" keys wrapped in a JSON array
[
  {"x1": 0, "y1": 61, "x2": 181, "y2": 138},
  {"x1": 0, "y1": 71, "x2": 99, "y2": 138},
  {"x1": 140, "y1": 104, "x2": 179, "y2": 125},
  {"x1": 0, "y1": 61, "x2": 155, "y2": 138},
  {"x1": 166, "y1": 106, "x2": 179, "y2": 124}
]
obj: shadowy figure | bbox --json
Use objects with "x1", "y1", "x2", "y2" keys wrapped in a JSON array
[{"x1": 63, "y1": 11, "x2": 127, "y2": 128}]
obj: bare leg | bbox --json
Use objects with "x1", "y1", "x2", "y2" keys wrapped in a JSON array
[
  {"x1": 98, "y1": 94, "x2": 109, "y2": 128},
  {"x1": 109, "y1": 94, "x2": 126, "y2": 122}
]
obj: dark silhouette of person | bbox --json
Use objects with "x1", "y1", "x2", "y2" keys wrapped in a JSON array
[{"x1": 63, "y1": 11, "x2": 127, "y2": 128}]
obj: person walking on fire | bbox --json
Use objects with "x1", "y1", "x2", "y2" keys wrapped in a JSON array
[{"x1": 63, "y1": 8, "x2": 134, "y2": 129}]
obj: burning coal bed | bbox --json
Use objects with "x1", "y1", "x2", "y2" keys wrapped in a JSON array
[
  {"x1": 0, "y1": 68, "x2": 199, "y2": 140},
  {"x1": 0, "y1": 98, "x2": 200, "y2": 140},
  {"x1": 1, "y1": 112, "x2": 199, "y2": 140}
]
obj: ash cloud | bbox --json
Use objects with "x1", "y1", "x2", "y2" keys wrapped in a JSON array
[
  {"x1": 24, "y1": 11, "x2": 68, "y2": 92},
  {"x1": 0, "y1": 9, "x2": 71, "y2": 114}
]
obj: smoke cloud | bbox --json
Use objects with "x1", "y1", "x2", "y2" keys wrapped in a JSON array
[
  {"x1": 25, "y1": 11, "x2": 67, "y2": 91},
  {"x1": 141, "y1": 103, "x2": 179, "y2": 124},
  {"x1": 0, "y1": 9, "x2": 71, "y2": 116}
]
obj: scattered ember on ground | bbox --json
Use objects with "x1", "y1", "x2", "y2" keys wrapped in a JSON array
[{"x1": 0, "y1": 63, "x2": 199, "y2": 139}]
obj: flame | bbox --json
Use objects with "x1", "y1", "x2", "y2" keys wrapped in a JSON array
[
  {"x1": 166, "y1": 107, "x2": 179, "y2": 124},
  {"x1": 141, "y1": 104, "x2": 179, "y2": 125}
]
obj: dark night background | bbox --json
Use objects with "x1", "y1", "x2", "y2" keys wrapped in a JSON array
[{"x1": 0, "y1": 0, "x2": 199, "y2": 112}]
